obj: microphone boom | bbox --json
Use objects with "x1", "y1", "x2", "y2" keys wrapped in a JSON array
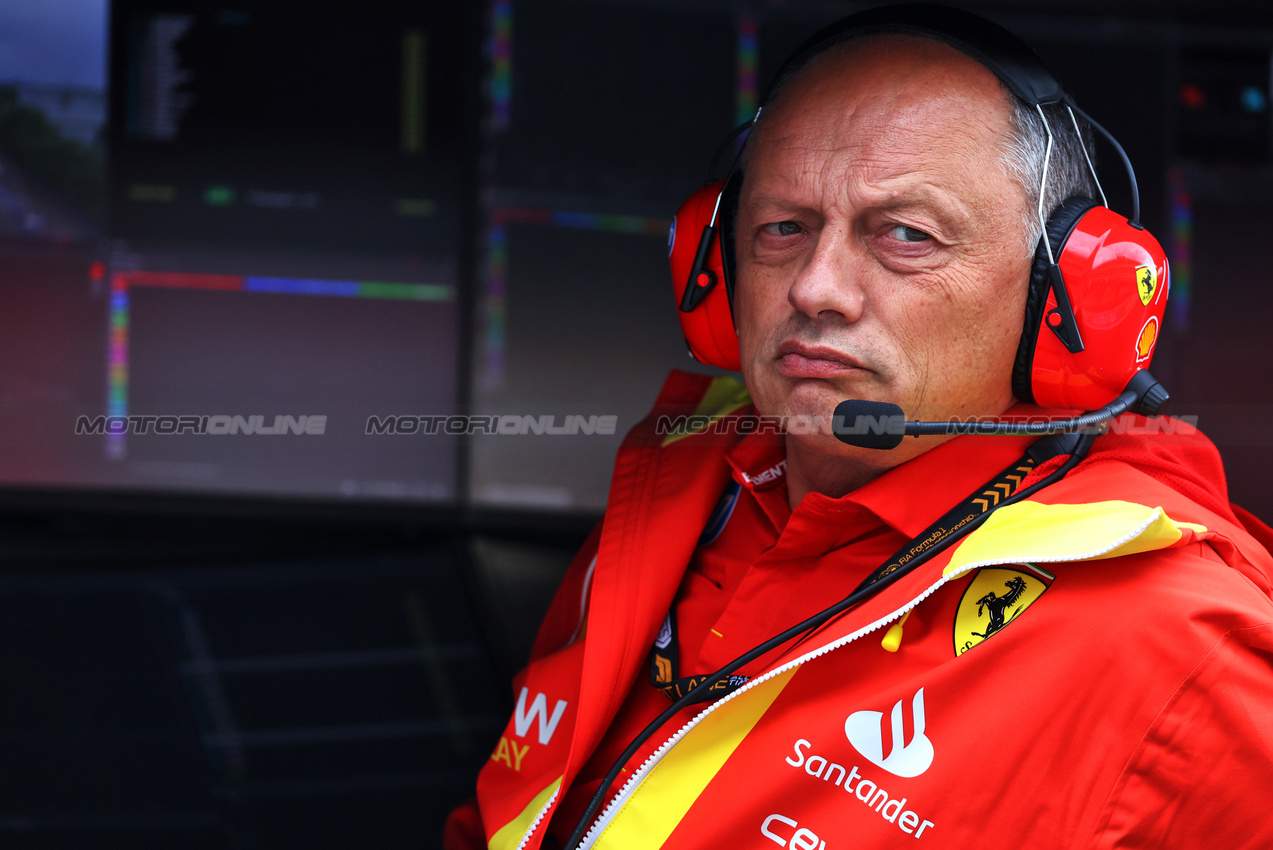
[{"x1": 832, "y1": 371, "x2": 1168, "y2": 450}]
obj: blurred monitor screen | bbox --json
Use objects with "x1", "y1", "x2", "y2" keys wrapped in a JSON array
[
  {"x1": 465, "y1": 0, "x2": 751, "y2": 513},
  {"x1": 0, "y1": 0, "x2": 474, "y2": 505}
]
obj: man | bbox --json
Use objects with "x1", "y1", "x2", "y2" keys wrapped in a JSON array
[{"x1": 448, "y1": 9, "x2": 1273, "y2": 849}]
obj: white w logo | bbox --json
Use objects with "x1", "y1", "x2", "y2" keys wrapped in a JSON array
[
  {"x1": 513, "y1": 688, "x2": 569, "y2": 745},
  {"x1": 844, "y1": 687, "x2": 934, "y2": 778}
]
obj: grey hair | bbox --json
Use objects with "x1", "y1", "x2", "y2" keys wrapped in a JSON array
[{"x1": 1001, "y1": 96, "x2": 1099, "y2": 256}]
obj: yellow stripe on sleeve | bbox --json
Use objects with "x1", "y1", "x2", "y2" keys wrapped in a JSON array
[
  {"x1": 593, "y1": 667, "x2": 798, "y2": 849},
  {"x1": 488, "y1": 776, "x2": 562, "y2": 850}
]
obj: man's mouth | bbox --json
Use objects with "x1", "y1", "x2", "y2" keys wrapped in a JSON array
[{"x1": 775, "y1": 342, "x2": 869, "y2": 379}]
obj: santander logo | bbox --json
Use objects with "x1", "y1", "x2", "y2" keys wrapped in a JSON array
[{"x1": 844, "y1": 687, "x2": 935, "y2": 778}]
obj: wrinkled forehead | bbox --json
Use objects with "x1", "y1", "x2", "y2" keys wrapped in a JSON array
[{"x1": 746, "y1": 35, "x2": 1015, "y2": 171}]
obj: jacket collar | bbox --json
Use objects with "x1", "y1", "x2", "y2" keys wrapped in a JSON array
[{"x1": 725, "y1": 407, "x2": 1045, "y2": 540}]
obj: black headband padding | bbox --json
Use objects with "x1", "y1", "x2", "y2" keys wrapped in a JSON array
[
  {"x1": 762, "y1": 4, "x2": 1067, "y2": 109},
  {"x1": 1012, "y1": 196, "x2": 1098, "y2": 404},
  {"x1": 718, "y1": 170, "x2": 745, "y2": 312}
]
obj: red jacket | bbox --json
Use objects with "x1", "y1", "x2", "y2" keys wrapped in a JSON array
[{"x1": 448, "y1": 371, "x2": 1273, "y2": 850}]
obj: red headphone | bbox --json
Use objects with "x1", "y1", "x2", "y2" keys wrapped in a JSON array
[{"x1": 668, "y1": 5, "x2": 1169, "y2": 413}]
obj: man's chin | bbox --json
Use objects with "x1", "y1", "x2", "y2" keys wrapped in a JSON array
[
  {"x1": 747, "y1": 370, "x2": 895, "y2": 438},
  {"x1": 770, "y1": 400, "x2": 847, "y2": 445},
  {"x1": 777, "y1": 380, "x2": 874, "y2": 426}
]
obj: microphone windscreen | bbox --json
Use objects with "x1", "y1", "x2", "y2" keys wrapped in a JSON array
[{"x1": 832, "y1": 399, "x2": 906, "y2": 450}]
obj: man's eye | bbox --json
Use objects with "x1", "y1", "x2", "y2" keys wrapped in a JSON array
[
  {"x1": 762, "y1": 221, "x2": 803, "y2": 237},
  {"x1": 889, "y1": 224, "x2": 931, "y2": 243}
]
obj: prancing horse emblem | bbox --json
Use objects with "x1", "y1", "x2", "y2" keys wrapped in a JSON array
[
  {"x1": 953, "y1": 565, "x2": 1053, "y2": 656},
  {"x1": 972, "y1": 576, "x2": 1027, "y2": 639},
  {"x1": 1136, "y1": 264, "x2": 1157, "y2": 306}
]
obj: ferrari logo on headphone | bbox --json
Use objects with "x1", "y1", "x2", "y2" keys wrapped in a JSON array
[
  {"x1": 1136, "y1": 264, "x2": 1157, "y2": 306},
  {"x1": 954, "y1": 565, "x2": 1053, "y2": 656}
]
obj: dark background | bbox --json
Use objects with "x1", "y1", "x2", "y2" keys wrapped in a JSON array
[{"x1": 0, "y1": 0, "x2": 1271, "y2": 846}]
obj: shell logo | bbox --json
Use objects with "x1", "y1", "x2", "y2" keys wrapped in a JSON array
[{"x1": 1136, "y1": 316, "x2": 1159, "y2": 363}]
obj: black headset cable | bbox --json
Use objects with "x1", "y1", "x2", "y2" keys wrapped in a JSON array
[{"x1": 562, "y1": 428, "x2": 1098, "y2": 850}]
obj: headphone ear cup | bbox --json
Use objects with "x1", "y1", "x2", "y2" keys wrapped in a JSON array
[
  {"x1": 1013, "y1": 196, "x2": 1097, "y2": 403},
  {"x1": 1015, "y1": 198, "x2": 1170, "y2": 410},
  {"x1": 669, "y1": 181, "x2": 741, "y2": 370}
]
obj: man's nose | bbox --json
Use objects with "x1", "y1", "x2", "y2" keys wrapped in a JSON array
[{"x1": 786, "y1": 227, "x2": 866, "y2": 323}]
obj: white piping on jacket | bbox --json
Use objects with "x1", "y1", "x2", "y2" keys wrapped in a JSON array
[{"x1": 520, "y1": 509, "x2": 1165, "y2": 850}]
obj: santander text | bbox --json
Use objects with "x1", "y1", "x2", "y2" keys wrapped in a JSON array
[{"x1": 786, "y1": 738, "x2": 935, "y2": 838}]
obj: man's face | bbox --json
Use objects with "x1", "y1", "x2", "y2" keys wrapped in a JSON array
[{"x1": 735, "y1": 36, "x2": 1033, "y2": 467}]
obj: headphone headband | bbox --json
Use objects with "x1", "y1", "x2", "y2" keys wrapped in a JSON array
[{"x1": 762, "y1": 4, "x2": 1068, "y2": 109}]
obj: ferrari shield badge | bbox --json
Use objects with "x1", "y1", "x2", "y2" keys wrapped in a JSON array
[
  {"x1": 1136, "y1": 264, "x2": 1157, "y2": 306},
  {"x1": 954, "y1": 564, "x2": 1054, "y2": 656}
]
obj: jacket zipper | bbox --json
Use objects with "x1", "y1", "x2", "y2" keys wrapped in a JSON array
[
  {"x1": 513, "y1": 787, "x2": 559, "y2": 850},
  {"x1": 575, "y1": 587, "x2": 938, "y2": 850},
  {"x1": 530, "y1": 509, "x2": 1167, "y2": 850}
]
